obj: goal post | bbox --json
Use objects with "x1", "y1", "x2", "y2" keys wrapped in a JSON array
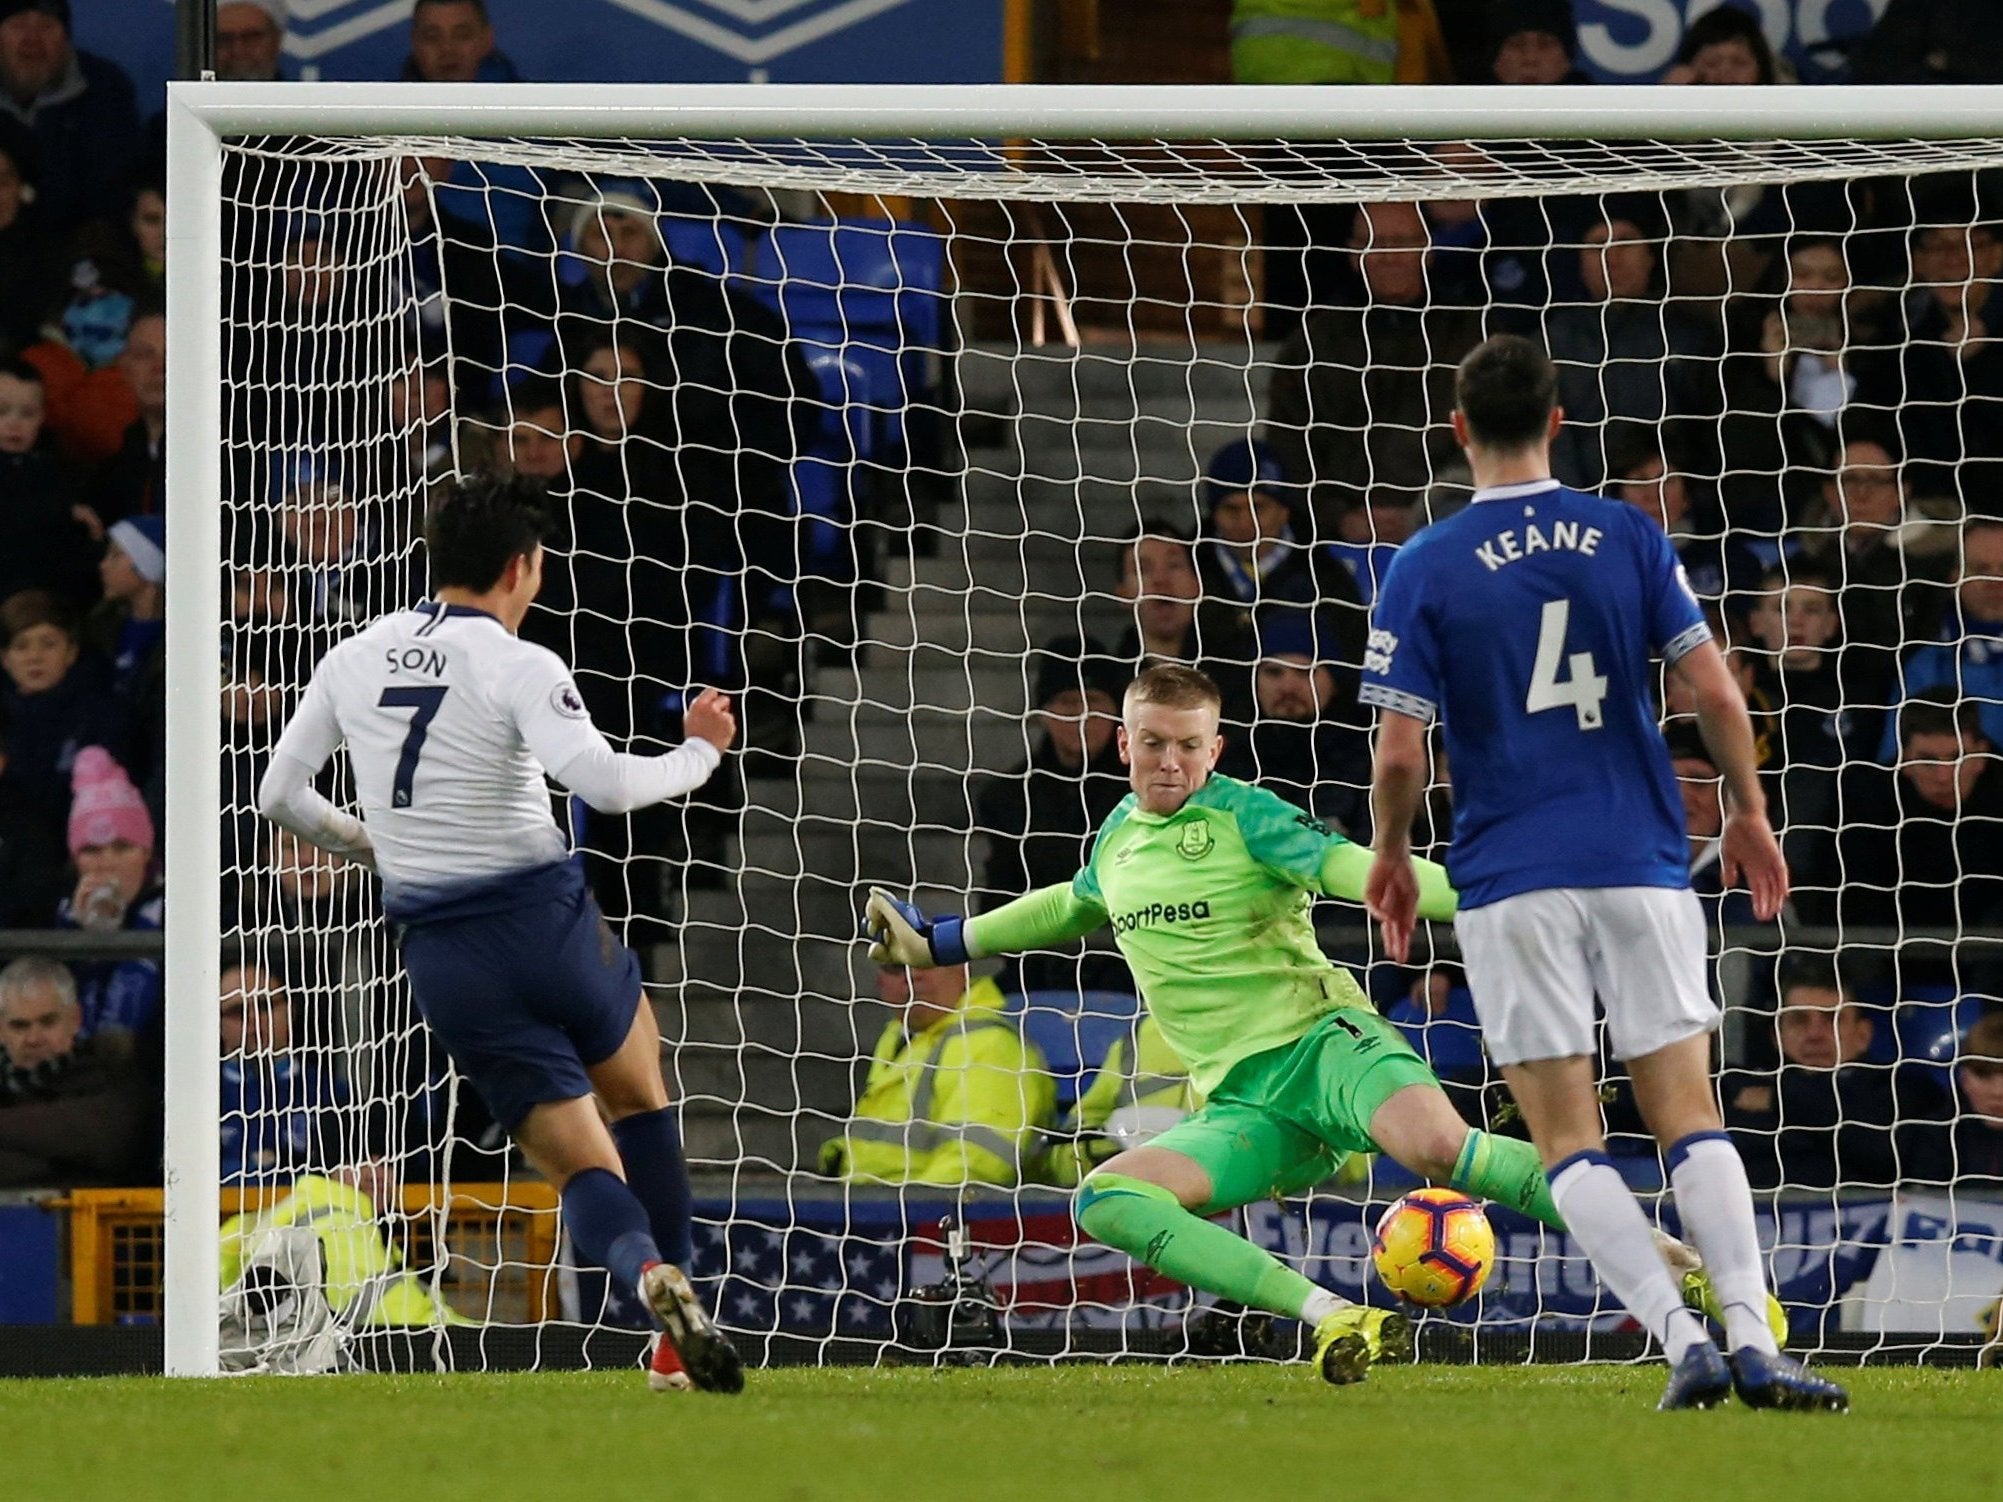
[{"x1": 164, "y1": 81, "x2": 2003, "y2": 1378}]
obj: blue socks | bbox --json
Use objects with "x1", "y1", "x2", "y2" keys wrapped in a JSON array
[
  {"x1": 561, "y1": 1166, "x2": 660, "y2": 1297},
  {"x1": 613, "y1": 1106, "x2": 695, "y2": 1267}
]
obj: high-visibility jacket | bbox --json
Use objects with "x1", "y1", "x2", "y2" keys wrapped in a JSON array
[
  {"x1": 1043, "y1": 1016, "x2": 1199, "y2": 1188},
  {"x1": 219, "y1": 1173, "x2": 465, "y2": 1327},
  {"x1": 821, "y1": 977, "x2": 1055, "y2": 1187},
  {"x1": 1230, "y1": 0, "x2": 1449, "y2": 86}
]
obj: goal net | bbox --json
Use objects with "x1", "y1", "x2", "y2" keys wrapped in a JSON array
[{"x1": 170, "y1": 86, "x2": 2003, "y2": 1374}]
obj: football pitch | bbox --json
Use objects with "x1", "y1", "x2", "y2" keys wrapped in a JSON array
[{"x1": 9, "y1": 1364, "x2": 1996, "y2": 1502}]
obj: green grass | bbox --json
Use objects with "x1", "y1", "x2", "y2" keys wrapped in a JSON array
[{"x1": 7, "y1": 1364, "x2": 1996, "y2": 1502}]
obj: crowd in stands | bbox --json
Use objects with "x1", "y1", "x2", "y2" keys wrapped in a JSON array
[{"x1": 0, "y1": 0, "x2": 2001, "y2": 1220}]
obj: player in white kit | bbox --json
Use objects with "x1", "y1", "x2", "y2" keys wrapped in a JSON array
[
  {"x1": 260, "y1": 474, "x2": 742, "y2": 1393},
  {"x1": 1361, "y1": 336, "x2": 1847, "y2": 1412}
]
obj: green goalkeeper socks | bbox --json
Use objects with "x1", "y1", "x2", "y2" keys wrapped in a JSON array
[
  {"x1": 1076, "y1": 1173, "x2": 1324, "y2": 1322},
  {"x1": 1450, "y1": 1130, "x2": 1564, "y2": 1230}
]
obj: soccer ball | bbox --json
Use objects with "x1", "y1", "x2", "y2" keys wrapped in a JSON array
[{"x1": 1371, "y1": 1189, "x2": 1496, "y2": 1308}]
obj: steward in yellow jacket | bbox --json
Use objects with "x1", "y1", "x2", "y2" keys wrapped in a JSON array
[
  {"x1": 1043, "y1": 1015, "x2": 1200, "y2": 1188},
  {"x1": 819, "y1": 967, "x2": 1055, "y2": 1187}
]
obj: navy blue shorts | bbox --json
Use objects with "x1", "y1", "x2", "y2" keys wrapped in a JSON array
[{"x1": 396, "y1": 861, "x2": 642, "y2": 1132}]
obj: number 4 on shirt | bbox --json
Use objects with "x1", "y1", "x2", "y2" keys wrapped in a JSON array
[
  {"x1": 1526, "y1": 598, "x2": 1607, "y2": 731},
  {"x1": 379, "y1": 685, "x2": 448, "y2": 807}
]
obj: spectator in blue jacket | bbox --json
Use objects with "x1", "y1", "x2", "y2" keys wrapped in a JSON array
[
  {"x1": 220, "y1": 952, "x2": 348, "y2": 1187},
  {"x1": 0, "y1": 0, "x2": 137, "y2": 234},
  {"x1": 58, "y1": 745, "x2": 159, "y2": 1038},
  {"x1": 1882, "y1": 517, "x2": 2003, "y2": 759},
  {"x1": 0, "y1": 589, "x2": 122, "y2": 813}
]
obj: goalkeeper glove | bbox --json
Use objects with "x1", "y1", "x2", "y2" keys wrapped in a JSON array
[{"x1": 861, "y1": 886, "x2": 972, "y2": 968}]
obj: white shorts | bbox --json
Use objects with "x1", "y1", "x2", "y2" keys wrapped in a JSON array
[{"x1": 1453, "y1": 886, "x2": 1718, "y2": 1066}]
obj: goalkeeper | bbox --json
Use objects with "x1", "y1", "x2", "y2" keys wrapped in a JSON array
[{"x1": 867, "y1": 664, "x2": 1745, "y2": 1385}]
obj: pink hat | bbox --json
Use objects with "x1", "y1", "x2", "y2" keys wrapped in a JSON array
[{"x1": 68, "y1": 747, "x2": 154, "y2": 857}]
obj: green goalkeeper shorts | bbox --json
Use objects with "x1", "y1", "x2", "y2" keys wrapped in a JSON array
[{"x1": 1147, "y1": 1007, "x2": 1439, "y2": 1215}]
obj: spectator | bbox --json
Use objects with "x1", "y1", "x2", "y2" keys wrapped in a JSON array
[
  {"x1": 220, "y1": 953, "x2": 349, "y2": 1187},
  {"x1": 0, "y1": 133, "x2": 61, "y2": 350},
  {"x1": 1796, "y1": 438, "x2": 1953, "y2": 701},
  {"x1": 1902, "y1": 1010, "x2": 2003, "y2": 1188},
  {"x1": 0, "y1": 707, "x2": 64, "y2": 923},
  {"x1": 1384, "y1": 965, "x2": 1485, "y2": 1124},
  {"x1": 1041, "y1": 1015, "x2": 1195, "y2": 1187},
  {"x1": 1546, "y1": 213, "x2": 1717, "y2": 488},
  {"x1": 1324, "y1": 488, "x2": 1419, "y2": 607},
  {"x1": 1866, "y1": 216, "x2": 2003, "y2": 509},
  {"x1": 1110, "y1": 527, "x2": 1248, "y2": 684},
  {"x1": 1609, "y1": 441, "x2": 1760, "y2": 621},
  {"x1": 1883, "y1": 517, "x2": 2003, "y2": 758},
  {"x1": 1486, "y1": 1, "x2": 1588, "y2": 85},
  {"x1": 1192, "y1": 439, "x2": 1365, "y2": 678},
  {"x1": 0, "y1": 954, "x2": 151, "y2": 1186},
  {"x1": 553, "y1": 189, "x2": 807, "y2": 610},
  {"x1": 86, "y1": 304, "x2": 164, "y2": 530},
  {"x1": 1662, "y1": 5, "x2": 1779, "y2": 85},
  {"x1": 272, "y1": 462, "x2": 390, "y2": 631},
  {"x1": 1664, "y1": 728, "x2": 1761, "y2": 929},
  {"x1": 0, "y1": 589, "x2": 120, "y2": 813},
  {"x1": 401, "y1": 0, "x2": 517, "y2": 83},
  {"x1": 398, "y1": 155, "x2": 506, "y2": 397},
  {"x1": 1722, "y1": 960, "x2": 1927, "y2": 1191},
  {"x1": 215, "y1": 1, "x2": 286, "y2": 82},
  {"x1": 1217, "y1": 608, "x2": 1369, "y2": 831},
  {"x1": 1812, "y1": 692, "x2": 2003, "y2": 936},
  {"x1": 0, "y1": 0, "x2": 137, "y2": 235},
  {"x1": 1712, "y1": 239, "x2": 1861, "y2": 551},
  {"x1": 87, "y1": 516, "x2": 162, "y2": 808},
  {"x1": 974, "y1": 635, "x2": 1129, "y2": 992},
  {"x1": 1741, "y1": 566, "x2": 1863, "y2": 844},
  {"x1": 1852, "y1": 0, "x2": 2003, "y2": 86},
  {"x1": 818, "y1": 962, "x2": 1054, "y2": 1188},
  {"x1": 59, "y1": 745, "x2": 160, "y2": 1037},
  {"x1": 1267, "y1": 200, "x2": 1484, "y2": 527},
  {"x1": 0, "y1": 357, "x2": 96, "y2": 606}
]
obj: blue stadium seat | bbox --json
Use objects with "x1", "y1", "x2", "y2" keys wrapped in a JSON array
[
  {"x1": 1896, "y1": 994, "x2": 1988, "y2": 1089},
  {"x1": 1384, "y1": 987, "x2": 1485, "y2": 1076},
  {"x1": 789, "y1": 348, "x2": 877, "y2": 590},
  {"x1": 747, "y1": 218, "x2": 947, "y2": 451},
  {"x1": 1007, "y1": 989, "x2": 1144, "y2": 1109},
  {"x1": 661, "y1": 214, "x2": 748, "y2": 277}
]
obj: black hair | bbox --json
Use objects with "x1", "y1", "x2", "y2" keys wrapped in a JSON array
[
  {"x1": 425, "y1": 473, "x2": 554, "y2": 593},
  {"x1": 1777, "y1": 952, "x2": 1851, "y2": 1003},
  {"x1": 1898, "y1": 686, "x2": 1983, "y2": 749},
  {"x1": 1455, "y1": 334, "x2": 1558, "y2": 451},
  {"x1": 1675, "y1": 6, "x2": 1777, "y2": 83},
  {"x1": 0, "y1": 356, "x2": 43, "y2": 388},
  {"x1": 506, "y1": 376, "x2": 566, "y2": 424},
  {"x1": 414, "y1": 0, "x2": 490, "y2": 16}
]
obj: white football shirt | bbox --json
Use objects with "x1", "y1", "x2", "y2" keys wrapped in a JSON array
[{"x1": 267, "y1": 601, "x2": 703, "y2": 907}]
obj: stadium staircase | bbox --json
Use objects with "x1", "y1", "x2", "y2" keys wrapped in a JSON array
[{"x1": 657, "y1": 339, "x2": 1273, "y2": 1171}]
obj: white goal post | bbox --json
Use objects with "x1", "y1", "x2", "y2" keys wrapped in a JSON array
[{"x1": 164, "y1": 81, "x2": 2003, "y2": 1378}]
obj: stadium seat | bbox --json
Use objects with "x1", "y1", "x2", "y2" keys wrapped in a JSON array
[
  {"x1": 1007, "y1": 989, "x2": 1144, "y2": 1109},
  {"x1": 661, "y1": 214, "x2": 749, "y2": 277},
  {"x1": 791, "y1": 348, "x2": 876, "y2": 589},
  {"x1": 1384, "y1": 987, "x2": 1485, "y2": 1076},
  {"x1": 747, "y1": 218, "x2": 947, "y2": 452},
  {"x1": 1895, "y1": 994, "x2": 1988, "y2": 1089}
]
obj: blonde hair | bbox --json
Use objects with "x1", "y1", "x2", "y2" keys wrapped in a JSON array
[{"x1": 1124, "y1": 664, "x2": 1221, "y2": 715}]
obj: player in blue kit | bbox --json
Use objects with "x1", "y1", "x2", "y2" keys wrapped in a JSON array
[
  {"x1": 259, "y1": 475, "x2": 743, "y2": 1393},
  {"x1": 1359, "y1": 335, "x2": 1848, "y2": 1412}
]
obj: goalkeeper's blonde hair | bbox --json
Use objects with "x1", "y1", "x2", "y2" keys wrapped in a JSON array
[{"x1": 1124, "y1": 664, "x2": 1221, "y2": 717}]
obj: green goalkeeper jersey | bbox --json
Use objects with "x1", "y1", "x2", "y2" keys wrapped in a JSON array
[{"x1": 966, "y1": 774, "x2": 1457, "y2": 1098}]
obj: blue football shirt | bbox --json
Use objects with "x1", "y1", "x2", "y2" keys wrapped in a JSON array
[{"x1": 1359, "y1": 478, "x2": 1710, "y2": 909}]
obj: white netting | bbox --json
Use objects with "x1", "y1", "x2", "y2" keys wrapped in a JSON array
[{"x1": 209, "y1": 130, "x2": 2003, "y2": 1369}]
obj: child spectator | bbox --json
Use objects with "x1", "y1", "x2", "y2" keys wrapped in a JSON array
[
  {"x1": 0, "y1": 588, "x2": 120, "y2": 811},
  {"x1": 58, "y1": 744, "x2": 160, "y2": 1038},
  {"x1": 1882, "y1": 517, "x2": 2003, "y2": 758},
  {"x1": 0, "y1": 357, "x2": 96, "y2": 606}
]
